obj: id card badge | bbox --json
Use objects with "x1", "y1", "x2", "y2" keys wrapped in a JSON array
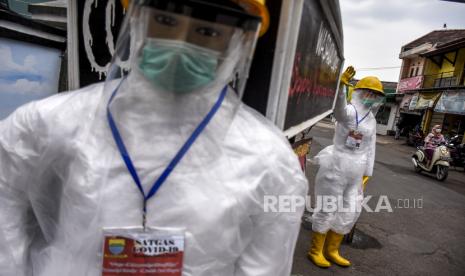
[
  {"x1": 346, "y1": 130, "x2": 364, "y2": 149},
  {"x1": 101, "y1": 227, "x2": 185, "y2": 276}
]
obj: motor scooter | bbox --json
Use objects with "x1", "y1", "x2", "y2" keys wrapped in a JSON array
[{"x1": 412, "y1": 143, "x2": 451, "y2": 181}]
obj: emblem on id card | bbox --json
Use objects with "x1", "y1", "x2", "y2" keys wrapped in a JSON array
[{"x1": 102, "y1": 227, "x2": 184, "y2": 276}]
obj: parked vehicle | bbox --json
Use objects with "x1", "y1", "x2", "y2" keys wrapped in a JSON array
[
  {"x1": 412, "y1": 143, "x2": 451, "y2": 181},
  {"x1": 407, "y1": 129, "x2": 424, "y2": 147},
  {"x1": 447, "y1": 135, "x2": 465, "y2": 170}
]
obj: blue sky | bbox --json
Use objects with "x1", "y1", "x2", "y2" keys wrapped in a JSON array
[
  {"x1": 341, "y1": 0, "x2": 465, "y2": 82},
  {"x1": 0, "y1": 38, "x2": 61, "y2": 119}
]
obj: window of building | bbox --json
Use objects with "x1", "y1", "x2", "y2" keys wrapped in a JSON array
[
  {"x1": 410, "y1": 68, "x2": 415, "y2": 77},
  {"x1": 415, "y1": 67, "x2": 419, "y2": 76},
  {"x1": 376, "y1": 106, "x2": 391, "y2": 125}
]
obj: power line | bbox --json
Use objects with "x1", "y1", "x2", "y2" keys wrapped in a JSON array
[{"x1": 357, "y1": 66, "x2": 402, "y2": 71}]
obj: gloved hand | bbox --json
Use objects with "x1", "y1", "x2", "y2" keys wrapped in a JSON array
[
  {"x1": 362, "y1": 175, "x2": 370, "y2": 190},
  {"x1": 340, "y1": 66, "x2": 356, "y2": 86}
]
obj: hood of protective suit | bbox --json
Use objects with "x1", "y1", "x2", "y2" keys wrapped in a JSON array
[{"x1": 349, "y1": 88, "x2": 385, "y2": 117}]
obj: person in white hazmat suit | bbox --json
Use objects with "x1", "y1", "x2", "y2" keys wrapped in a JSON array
[
  {"x1": 0, "y1": 0, "x2": 308, "y2": 275},
  {"x1": 308, "y1": 67, "x2": 385, "y2": 268}
]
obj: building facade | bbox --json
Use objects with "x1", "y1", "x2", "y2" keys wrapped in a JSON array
[{"x1": 396, "y1": 30, "x2": 465, "y2": 143}]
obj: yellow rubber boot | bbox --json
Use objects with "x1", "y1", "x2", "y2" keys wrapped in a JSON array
[
  {"x1": 307, "y1": 231, "x2": 331, "y2": 268},
  {"x1": 324, "y1": 230, "x2": 351, "y2": 267}
]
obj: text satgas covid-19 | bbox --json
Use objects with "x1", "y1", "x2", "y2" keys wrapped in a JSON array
[{"x1": 133, "y1": 239, "x2": 180, "y2": 255}]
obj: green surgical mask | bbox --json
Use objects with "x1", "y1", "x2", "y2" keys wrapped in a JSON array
[
  {"x1": 362, "y1": 98, "x2": 378, "y2": 106},
  {"x1": 361, "y1": 91, "x2": 384, "y2": 107},
  {"x1": 139, "y1": 39, "x2": 219, "y2": 94}
]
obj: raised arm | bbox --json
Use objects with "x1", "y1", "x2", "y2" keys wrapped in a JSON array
[{"x1": 333, "y1": 66, "x2": 355, "y2": 122}]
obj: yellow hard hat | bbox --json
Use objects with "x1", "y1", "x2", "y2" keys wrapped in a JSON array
[
  {"x1": 354, "y1": 76, "x2": 385, "y2": 95},
  {"x1": 120, "y1": 0, "x2": 269, "y2": 36}
]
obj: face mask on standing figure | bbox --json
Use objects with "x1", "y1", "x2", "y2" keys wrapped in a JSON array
[{"x1": 138, "y1": 39, "x2": 220, "y2": 94}]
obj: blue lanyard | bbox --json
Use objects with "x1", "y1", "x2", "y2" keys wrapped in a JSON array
[
  {"x1": 107, "y1": 79, "x2": 228, "y2": 226},
  {"x1": 350, "y1": 104, "x2": 371, "y2": 129}
]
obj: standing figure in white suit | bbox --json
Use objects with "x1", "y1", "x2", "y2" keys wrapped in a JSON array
[
  {"x1": 0, "y1": 0, "x2": 308, "y2": 275},
  {"x1": 308, "y1": 66, "x2": 385, "y2": 268}
]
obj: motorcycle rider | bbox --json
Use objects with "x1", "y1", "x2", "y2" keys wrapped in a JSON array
[{"x1": 424, "y1": 125, "x2": 445, "y2": 166}]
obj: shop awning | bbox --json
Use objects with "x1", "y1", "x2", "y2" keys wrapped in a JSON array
[
  {"x1": 434, "y1": 90, "x2": 465, "y2": 115},
  {"x1": 415, "y1": 92, "x2": 441, "y2": 109}
]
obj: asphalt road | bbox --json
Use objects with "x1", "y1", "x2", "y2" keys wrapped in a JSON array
[{"x1": 291, "y1": 122, "x2": 465, "y2": 276}]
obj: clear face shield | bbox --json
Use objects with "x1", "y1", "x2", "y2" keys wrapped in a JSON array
[
  {"x1": 79, "y1": 2, "x2": 262, "y2": 232},
  {"x1": 350, "y1": 89, "x2": 386, "y2": 116},
  {"x1": 105, "y1": 0, "x2": 261, "y2": 97}
]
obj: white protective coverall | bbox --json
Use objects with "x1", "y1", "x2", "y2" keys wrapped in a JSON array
[
  {"x1": 0, "y1": 1, "x2": 308, "y2": 273},
  {"x1": 311, "y1": 86, "x2": 377, "y2": 235},
  {"x1": 0, "y1": 68, "x2": 307, "y2": 275}
]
